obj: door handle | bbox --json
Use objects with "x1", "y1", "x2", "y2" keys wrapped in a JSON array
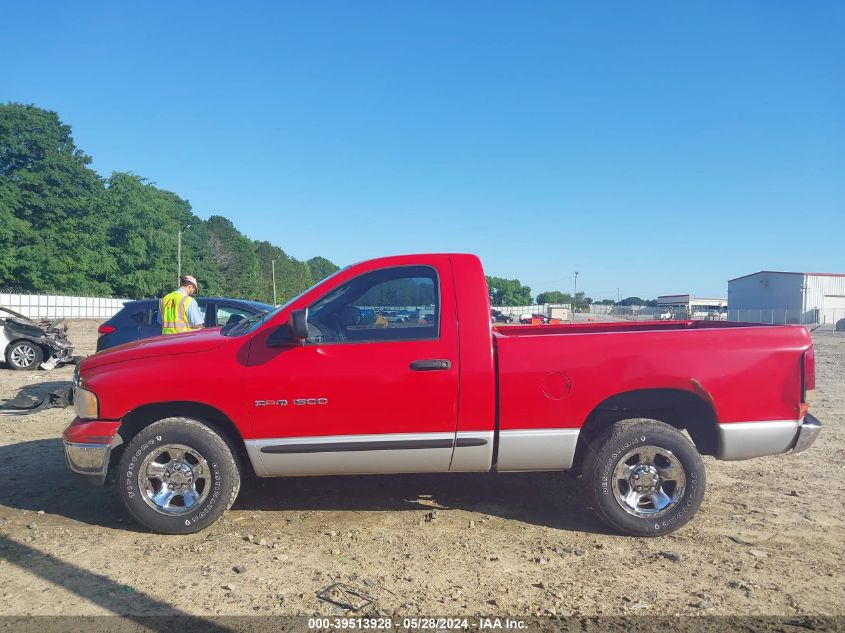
[{"x1": 410, "y1": 359, "x2": 451, "y2": 371}]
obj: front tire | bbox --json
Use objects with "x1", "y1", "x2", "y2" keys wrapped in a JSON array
[
  {"x1": 118, "y1": 417, "x2": 240, "y2": 534},
  {"x1": 582, "y1": 419, "x2": 705, "y2": 536},
  {"x1": 6, "y1": 340, "x2": 43, "y2": 370}
]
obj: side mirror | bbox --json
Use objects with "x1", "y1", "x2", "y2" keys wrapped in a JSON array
[
  {"x1": 267, "y1": 309, "x2": 309, "y2": 347},
  {"x1": 289, "y1": 308, "x2": 309, "y2": 340}
]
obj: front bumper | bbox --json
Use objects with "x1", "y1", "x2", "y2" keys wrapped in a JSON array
[
  {"x1": 64, "y1": 441, "x2": 110, "y2": 482},
  {"x1": 63, "y1": 417, "x2": 122, "y2": 486}
]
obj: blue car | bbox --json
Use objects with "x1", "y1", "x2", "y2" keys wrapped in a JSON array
[{"x1": 96, "y1": 297, "x2": 273, "y2": 352}]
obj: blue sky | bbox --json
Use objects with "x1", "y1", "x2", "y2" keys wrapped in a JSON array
[{"x1": 2, "y1": 2, "x2": 843, "y2": 300}]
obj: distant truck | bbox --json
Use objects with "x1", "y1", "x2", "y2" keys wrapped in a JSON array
[{"x1": 64, "y1": 254, "x2": 821, "y2": 536}]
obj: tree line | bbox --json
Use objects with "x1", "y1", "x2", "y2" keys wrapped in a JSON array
[
  {"x1": 486, "y1": 276, "x2": 655, "y2": 309},
  {"x1": 0, "y1": 103, "x2": 339, "y2": 303}
]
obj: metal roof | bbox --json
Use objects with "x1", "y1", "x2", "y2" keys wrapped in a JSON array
[{"x1": 728, "y1": 271, "x2": 845, "y2": 282}]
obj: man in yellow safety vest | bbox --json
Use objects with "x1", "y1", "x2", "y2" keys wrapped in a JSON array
[{"x1": 159, "y1": 275, "x2": 204, "y2": 335}]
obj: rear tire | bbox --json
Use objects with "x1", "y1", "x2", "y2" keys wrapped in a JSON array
[
  {"x1": 118, "y1": 417, "x2": 240, "y2": 534},
  {"x1": 582, "y1": 419, "x2": 705, "y2": 536},
  {"x1": 6, "y1": 340, "x2": 43, "y2": 370}
]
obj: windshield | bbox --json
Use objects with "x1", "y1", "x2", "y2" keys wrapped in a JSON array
[{"x1": 221, "y1": 266, "x2": 350, "y2": 337}]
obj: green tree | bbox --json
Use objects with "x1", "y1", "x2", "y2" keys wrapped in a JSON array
[
  {"x1": 306, "y1": 256, "x2": 340, "y2": 282},
  {"x1": 536, "y1": 290, "x2": 571, "y2": 304},
  {"x1": 0, "y1": 103, "x2": 115, "y2": 294},
  {"x1": 619, "y1": 296, "x2": 646, "y2": 306},
  {"x1": 573, "y1": 291, "x2": 592, "y2": 310},
  {"x1": 207, "y1": 216, "x2": 261, "y2": 299},
  {"x1": 486, "y1": 276, "x2": 533, "y2": 306},
  {"x1": 0, "y1": 183, "x2": 26, "y2": 283},
  {"x1": 0, "y1": 102, "x2": 341, "y2": 301},
  {"x1": 177, "y1": 218, "x2": 225, "y2": 298},
  {"x1": 103, "y1": 173, "x2": 191, "y2": 298},
  {"x1": 254, "y1": 241, "x2": 317, "y2": 305}
]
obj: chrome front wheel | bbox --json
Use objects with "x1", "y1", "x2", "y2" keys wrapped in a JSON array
[
  {"x1": 138, "y1": 443, "x2": 211, "y2": 516},
  {"x1": 119, "y1": 418, "x2": 240, "y2": 534}
]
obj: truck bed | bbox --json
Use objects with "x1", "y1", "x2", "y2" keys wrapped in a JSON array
[{"x1": 493, "y1": 319, "x2": 812, "y2": 438}]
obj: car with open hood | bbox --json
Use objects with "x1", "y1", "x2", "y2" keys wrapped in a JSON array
[{"x1": 0, "y1": 307, "x2": 75, "y2": 370}]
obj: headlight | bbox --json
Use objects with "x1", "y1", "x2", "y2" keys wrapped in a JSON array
[{"x1": 74, "y1": 387, "x2": 99, "y2": 419}]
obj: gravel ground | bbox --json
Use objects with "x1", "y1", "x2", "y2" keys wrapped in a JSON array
[{"x1": 0, "y1": 321, "x2": 843, "y2": 617}]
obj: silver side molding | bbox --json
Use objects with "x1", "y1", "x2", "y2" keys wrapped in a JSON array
[
  {"x1": 246, "y1": 432, "x2": 465, "y2": 476},
  {"x1": 496, "y1": 428, "x2": 580, "y2": 472},
  {"x1": 449, "y1": 431, "x2": 495, "y2": 472},
  {"x1": 718, "y1": 420, "x2": 801, "y2": 460}
]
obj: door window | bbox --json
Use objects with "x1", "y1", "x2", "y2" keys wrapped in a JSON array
[
  {"x1": 307, "y1": 266, "x2": 439, "y2": 344},
  {"x1": 216, "y1": 305, "x2": 253, "y2": 327}
]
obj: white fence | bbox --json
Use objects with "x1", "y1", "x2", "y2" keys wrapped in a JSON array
[
  {"x1": 727, "y1": 308, "x2": 844, "y2": 331},
  {"x1": 590, "y1": 305, "x2": 726, "y2": 320},
  {"x1": 0, "y1": 293, "x2": 129, "y2": 320}
]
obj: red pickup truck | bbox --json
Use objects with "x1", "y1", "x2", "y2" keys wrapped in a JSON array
[{"x1": 64, "y1": 253, "x2": 821, "y2": 536}]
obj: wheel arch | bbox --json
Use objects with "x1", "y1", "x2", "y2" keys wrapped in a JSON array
[
  {"x1": 572, "y1": 388, "x2": 719, "y2": 471},
  {"x1": 111, "y1": 401, "x2": 250, "y2": 474}
]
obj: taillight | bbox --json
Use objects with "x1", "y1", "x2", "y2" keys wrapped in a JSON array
[
  {"x1": 97, "y1": 324, "x2": 116, "y2": 337},
  {"x1": 802, "y1": 347, "x2": 815, "y2": 403}
]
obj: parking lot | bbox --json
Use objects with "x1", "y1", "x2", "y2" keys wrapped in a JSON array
[{"x1": 0, "y1": 321, "x2": 843, "y2": 617}]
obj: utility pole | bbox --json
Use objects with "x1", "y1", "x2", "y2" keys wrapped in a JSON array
[
  {"x1": 271, "y1": 257, "x2": 279, "y2": 306},
  {"x1": 177, "y1": 224, "x2": 191, "y2": 285},
  {"x1": 617, "y1": 288, "x2": 621, "y2": 303},
  {"x1": 573, "y1": 272, "x2": 579, "y2": 310}
]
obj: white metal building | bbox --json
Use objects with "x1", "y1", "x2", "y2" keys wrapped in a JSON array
[
  {"x1": 728, "y1": 271, "x2": 845, "y2": 325},
  {"x1": 657, "y1": 294, "x2": 727, "y2": 318}
]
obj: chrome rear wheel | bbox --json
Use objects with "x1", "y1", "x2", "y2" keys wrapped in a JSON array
[
  {"x1": 611, "y1": 445, "x2": 686, "y2": 518},
  {"x1": 583, "y1": 419, "x2": 706, "y2": 536}
]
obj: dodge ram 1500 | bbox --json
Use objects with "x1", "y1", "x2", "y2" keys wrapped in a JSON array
[{"x1": 64, "y1": 253, "x2": 821, "y2": 535}]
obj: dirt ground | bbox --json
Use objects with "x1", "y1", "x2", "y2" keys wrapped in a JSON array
[{"x1": 0, "y1": 320, "x2": 843, "y2": 618}]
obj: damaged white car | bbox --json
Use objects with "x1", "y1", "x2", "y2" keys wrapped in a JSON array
[{"x1": 0, "y1": 308, "x2": 75, "y2": 370}]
